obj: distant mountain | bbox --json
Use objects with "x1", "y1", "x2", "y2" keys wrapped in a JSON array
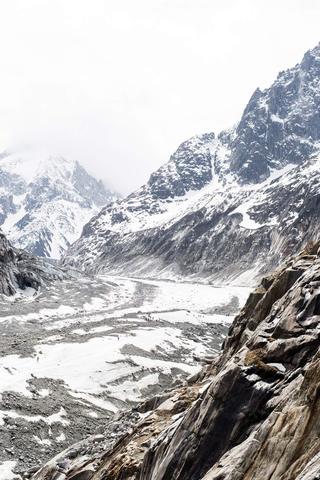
[
  {"x1": 0, "y1": 152, "x2": 118, "y2": 258},
  {"x1": 64, "y1": 43, "x2": 320, "y2": 284}
]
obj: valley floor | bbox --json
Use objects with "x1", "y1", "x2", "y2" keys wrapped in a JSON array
[{"x1": 0, "y1": 275, "x2": 250, "y2": 478}]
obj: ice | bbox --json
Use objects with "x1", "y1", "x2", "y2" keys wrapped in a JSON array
[
  {"x1": 233, "y1": 200, "x2": 262, "y2": 230},
  {"x1": 0, "y1": 326, "x2": 203, "y2": 400},
  {"x1": 0, "y1": 272, "x2": 251, "y2": 474},
  {"x1": 0, "y1": 407, "x2": 69, "y2": 426},
  {"x1": 270, "y1": 113, "x2": 284, "y2": 124},
  {"x1": 33, "y1": 436, "x2": 52, "y2": 446},
  {"x1": 38, "y1": 389, "x2": 50, "y2": 397},
  {"x1": 267, "y1": 362, "x2": 286, "y2": 372},
  {"x1": 151, "y1": 311, "x2": 232, "y2": 325},
  {"x1": 0, "y1": 275, "x2": 250, "y2": 411},
  {"x1": 56, "y1": 432, "x2": 66, "y2": 442},
  {"x1": 0, "y1": 461, "x2": 19, "y2": 480}
]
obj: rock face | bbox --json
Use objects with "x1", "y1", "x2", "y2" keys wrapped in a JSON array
[
  {"x1": 32, "y1": 243, "x2": 320, "y2": 480},
  {"x1": 64, "y1": 43, "x2": 320, "y2": 283},
  {"x1": 0, "y1": 153, "x2": 117, "y2": 259},
  {"x1": 148, "y1": 133, "x2": 214, "y2": 199},
  {"x1": 0, "y1": 231, "x2": 67, "y2": 296}
]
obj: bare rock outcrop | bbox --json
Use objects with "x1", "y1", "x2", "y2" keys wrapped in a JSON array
[
  {"x1": 30, "y1": 243, "x2": 320, "y2": 479},
  {"x1": 0, "y1": 231, "x2": 67, "y2": 296}
]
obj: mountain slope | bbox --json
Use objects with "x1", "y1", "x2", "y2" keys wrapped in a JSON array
[
  {"x1": 32, "y1": 243, "x2": 320, "y2": 480},
  {"x1": 0, "y1": 153, "x2": 117, "y2": 258},
  {"x1": 64, "y1": 43, "x2": 320, "y2": 283},
  {"x1": 0, "y1": 230, "x2": 67, "y2": 297}
]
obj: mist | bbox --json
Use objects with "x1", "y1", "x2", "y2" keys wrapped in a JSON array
[{"x1": 0, "y1": 0, "x2": 320, "y2": 194}]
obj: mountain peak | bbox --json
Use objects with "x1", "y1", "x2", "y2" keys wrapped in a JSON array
[
  {"x1": 308, "y1": 40, "x2": 320, "y2": 57},
  {"x1": 64, "y1": 41, "x2": 320, "y2": 282},
  {"x1": 146, "y1": 133, "x2": 215, "y2": 200},
  {"x1": 35, "y1": 155, "x2": 76, "y2": 179},
  {"x1": 301, "y1": 42, "x2": 320, "y2": 71},
  {"x1": 0, "y1": 151, "x2": 118, "y2": 258}
]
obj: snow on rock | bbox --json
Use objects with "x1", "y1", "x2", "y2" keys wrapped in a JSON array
[
  {"x1": 0, "y1": 230, "x2": 68, "y2": 297},
  {"x1": 0, "y1": 407, "x2": 69, "y2": 427},
  {"x1": 0, "y1": 152, "x2": 118, "y2": 259},
  {"x1": 0, "y1": 461, "x2": 20, "y2": 480},
  {"x1": 64, "y1": 43, "x2": 320, "y2": 284}
]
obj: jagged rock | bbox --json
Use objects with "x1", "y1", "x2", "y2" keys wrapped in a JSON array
[
  {"x1": 148, "y1": 133, "x2": 214, "y2": 199},
  {"x1": 31, "y1": 244, "x2": 320, "y2": 479},
  {"x1": 64, "y1": 43, "x2": 320, "y2": 284},
  {"x1": 0, "y1": 231, "x2": 68, "y2": 296}
]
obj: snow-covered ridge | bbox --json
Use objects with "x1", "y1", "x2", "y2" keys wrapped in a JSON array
[
  {"x1": 65, "y1": 42, "x2": 320, "y2": 282},
  {"x1": 0, "y1": 152, "x2": 118, "y2": 258},
  {"x1": 78, "y1": 133, "x2": 227, "y2": 235}
]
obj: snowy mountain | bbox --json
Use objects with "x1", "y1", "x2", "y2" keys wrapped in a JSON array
[
  {"x1": 65, "y1": 43, "x2": 320, "y2": 283},
  {"x1": 0, "y1": 152, "x2": 118, "y2": 258}
]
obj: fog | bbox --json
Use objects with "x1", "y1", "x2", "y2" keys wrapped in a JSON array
[{"x1": 0, "y1": 0, "x2": 319, "y2": 193}]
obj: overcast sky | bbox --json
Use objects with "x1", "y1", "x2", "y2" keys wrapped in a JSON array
[{"x1": 0, "y1": 0, "x2": 319, "y2": 193}]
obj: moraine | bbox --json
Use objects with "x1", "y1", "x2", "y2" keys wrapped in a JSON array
[{"x1": 0, "y1": 274, "x2": 250, "y2": 477}]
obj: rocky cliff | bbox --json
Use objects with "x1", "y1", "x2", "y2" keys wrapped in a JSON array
[
  {"x1": 0, "y1": 231, "x2": 67, "y2": 297},
  {"x1": 64, "y1": 43, "x2": 320, "y2": 284},
  {"x1": 31, "y1": 242, "x2": 320, "y2": 480}
]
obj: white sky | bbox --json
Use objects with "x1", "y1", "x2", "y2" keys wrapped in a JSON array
[{"x1": 0, "y1": 0, "x2": 319, "y2": 194}]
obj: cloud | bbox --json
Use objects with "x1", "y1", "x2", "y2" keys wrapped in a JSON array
[{"x1": 0, "y1": 0, "x2": 319, "y2": 193}]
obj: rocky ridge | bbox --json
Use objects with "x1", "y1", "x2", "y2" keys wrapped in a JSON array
[
  {"x1": 0, "y1": 231, "x2": 67, "y2": 297},
  {"x1": 32, "y1": 242, "x2": 320, "y2": 480},
  {"x1": 65, "y1": 43, "x2": 320, "y2": 283}
]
